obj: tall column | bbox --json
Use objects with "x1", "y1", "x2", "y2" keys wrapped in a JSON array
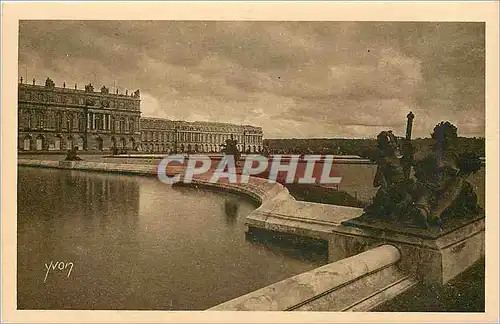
[
  {"x1": 175, "y1": 128, "x2": 178, "y2": 153},
  {"x1": 243, "y1": 131, "x2": 247, "y2": 152}
]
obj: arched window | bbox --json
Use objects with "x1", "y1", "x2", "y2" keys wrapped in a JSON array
[
  {"x1": 55, "y1": 112, "x2": 62, "y2": 131},
  {"x1": 66, "y1": 113, "x2": 73, "y2": 131},
  {"x1": 54, "y1": 136, "x2": 62, "y2": 150},
  {"x1": 23, "y1": 135, "x2": 31, "y2": 151},
  {"x1": 129, "y1": 119, "x2": 134, "y2": 133},
  {"x1": 94, "y1": 113, "x2": 99, "y2": 130},
  {"x1": 46, "y1": 111, "x2": 54, "y2": 129},
  {"x1": 120, "y1": 118, "x2": 126, "y2": 133},
  {"x1": 96, "y1": 137, "x2": 104, "y2": 150},
  {"x1": 78, "y1": 113, "x2": 85, "y2": 131},
  {"x1": 66, "y1": 136, "x2": 74, "y2": 150},
  {"x1": 37, "y1": 112, "x2": 44, "y2": 128},
  {"x1": 27, "y1": 111, "x2": 32, "y2": 129},
  {"x1": 20, "y1": 110, "x2": 32, "y2": 129},
  {"x1": 35, "y1": 135, "x2": 44, "y2": 151}
]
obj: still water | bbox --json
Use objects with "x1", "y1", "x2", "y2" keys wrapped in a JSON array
[{"x1": 17, "y1": 167, "x2": 326, "y2": 310}]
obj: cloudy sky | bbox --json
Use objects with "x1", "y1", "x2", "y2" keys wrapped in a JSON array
[{"x1": 18, "y1": 21, "x2": 485, "y2": 138}]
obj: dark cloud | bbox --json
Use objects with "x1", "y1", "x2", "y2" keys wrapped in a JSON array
[{"x1": 18, "y1": 21, "x2": 485, "y2": 138}]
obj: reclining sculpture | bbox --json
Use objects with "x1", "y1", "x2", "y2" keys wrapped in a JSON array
[
  {"x1": 64, "y1": 146, "x2": 83, "y2": 161},
  {"x1": 362, "y1": 115, "x2": 483, "y2": 229}
]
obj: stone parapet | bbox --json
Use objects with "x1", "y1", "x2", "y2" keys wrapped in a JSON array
[
  {"x1": 17, "y1": 159, "x2": 291, "y2": 206},
  {"x1": 208, "y1": 244, "x2": 416, "y2": 311},
  {"x1": 331, "y1": 216, "x2": 485, "y2": 286},
  {"x1": 247, "y1": 201, "x2": 363, "y2": 241}
]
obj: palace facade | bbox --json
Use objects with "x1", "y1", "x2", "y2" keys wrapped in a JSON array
[
  {"x1": 18, "y1": 77, "x2": 141, "y2": 152},
  {"x1": 140, "y1": 118, "x2": 263, "y2": 153},
  {"x1": 18, "y1": 77, "x2": 264, "y2": 153}
]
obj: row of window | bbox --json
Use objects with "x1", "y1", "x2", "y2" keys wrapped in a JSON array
[
  {"x1": 141, "y1": 131, "x2": 263, "y2": 144},
  {"x1": 19, "y1": 91, "x2": 138, "y2": 110},
  {"x1": 87, "y1": 112, "x2": 138, "y2": 133},
  {"x1": 141, "y1": 121, "x2": 262, "y2": 135},
  {"x1": 19, "y1": 134, "x2": 138, "y2": 151},
  {"x1": 142, "y1": 143, "x2": 263, "y2": 153},
  {"x1": 18, "y1": 109, "x2": 138, "y2": 134}
]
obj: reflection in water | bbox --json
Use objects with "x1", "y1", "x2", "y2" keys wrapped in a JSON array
[
  {"x1": 17, "y1": 167, "x2": 325, "y2": 310},
  {"x1": 224, "y1": 198, "x2": 239, "y2": 225}
]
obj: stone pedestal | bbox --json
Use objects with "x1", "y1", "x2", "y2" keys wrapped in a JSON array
[
  {"x1": 329, "y1": 215, "x2": 485, "y2": 286},
  {"x1": 58, "y1": 161, "x2": 78, "y2": 169}
]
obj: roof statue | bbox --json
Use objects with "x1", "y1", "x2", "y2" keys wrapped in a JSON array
[{"x1": 45, "y1": 77, "x2": 55, "y2": 88}]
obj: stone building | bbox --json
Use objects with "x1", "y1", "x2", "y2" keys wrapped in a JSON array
[
  {"x1": 140, "y1": 117, "x2": 263, "y2": 153},
  {"x1": 18, "y1": 77, "x2": 141, "y2": 152},
  {"x1": 18, "y1": 76, "x2": 264, "y2": 154}
]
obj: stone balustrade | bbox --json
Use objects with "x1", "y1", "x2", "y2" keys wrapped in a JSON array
[{"x1": 208, "y1": 244, "x2": 416, "y2": 311}]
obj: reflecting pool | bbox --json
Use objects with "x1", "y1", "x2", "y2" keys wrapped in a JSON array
[{"x1": 17, "y1": 167, "x2": 326, "y2": 310}]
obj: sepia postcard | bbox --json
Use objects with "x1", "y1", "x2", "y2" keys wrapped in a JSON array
[{"x1": 1, "y1": 1, "x2": 499, "y2": 323}]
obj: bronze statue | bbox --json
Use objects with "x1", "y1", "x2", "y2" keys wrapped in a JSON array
[
  {"x1": 410, "y1": 122, "x2": 482, "y2": 228},
  {"x1": 362, "y1": 116, "x2": 482, "y2": 230},
  {"x1": 221, "y1": 135, "x2": 241, "y2": 164},
  {"x1": 65, "y1": 146, "x2": 83, "y2": 161},
  {"x1": 363, "y1": 130, "x2": 415, "y2": 222}
]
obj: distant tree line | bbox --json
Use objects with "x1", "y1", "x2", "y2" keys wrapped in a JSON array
[{"x1": 263, "y1": 137, "x2": 485, "y2": 160}]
